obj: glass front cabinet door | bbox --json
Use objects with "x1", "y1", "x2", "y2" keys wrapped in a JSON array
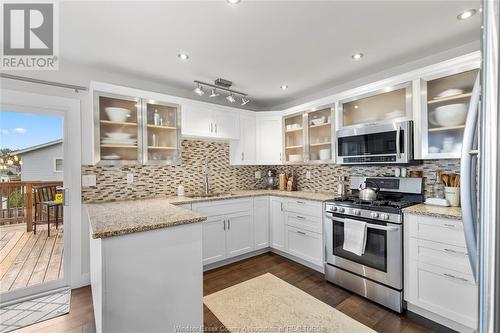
[
  {"x1": 283, "y1": 112, "x2": 306, "y2": 163},
  {"x1": 419, "y1": 67, "x2": 479, "y2": 159},
  {"x1": 142, "y1": 100, "x2": 181, "y2": 165},
  {"x1": 307, "y1": 107, "x2": 334, "y2": 163},
  {"x1": 339, "y1": 82, "x2": 412, "y2": 128},
  {"x1": 95, "y1": 92, "x2": 142, "y2": 165},
  {"x1": 94, "y1": 91, "x2": 181, "y2": 165}
]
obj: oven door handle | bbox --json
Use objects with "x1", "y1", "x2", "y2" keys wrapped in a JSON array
[{"x1": 324, "y1": 213, "x2": 400, "y2": 232}]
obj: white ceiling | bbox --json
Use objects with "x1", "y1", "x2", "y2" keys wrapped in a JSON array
[{"x1": 60, "y1": 1, "x2": 481, "y2": 110}]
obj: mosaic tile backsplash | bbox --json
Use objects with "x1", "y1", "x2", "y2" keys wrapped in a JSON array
[{"x1": 81, "y1": 140, "x2": 460, "y2": 203}]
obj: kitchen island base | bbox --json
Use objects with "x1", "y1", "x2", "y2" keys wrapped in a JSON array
[{"x1": 89, "y1": 222, "x2": 203, "y2": 333}]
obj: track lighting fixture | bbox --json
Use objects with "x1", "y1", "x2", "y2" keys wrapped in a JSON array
[
  {"x1": 193, "y1": 80, "x2": 249, "y2": 106},
  {"x1": 194, "y1": 83, "x2": 204, "y2": 96}
]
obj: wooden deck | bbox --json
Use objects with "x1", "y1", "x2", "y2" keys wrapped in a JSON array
[{"x1": 0, "y1": 223, "x2": 64, "y2": 292}]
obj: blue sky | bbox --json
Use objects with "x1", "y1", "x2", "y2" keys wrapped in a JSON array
[{"x1": 0, "y1": 111, "x2": 63, "y2": 150}]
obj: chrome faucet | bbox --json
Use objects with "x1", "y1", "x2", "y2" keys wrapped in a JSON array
[{"x1": 203, "y1": 159, "x2": 209, "y2": 195}]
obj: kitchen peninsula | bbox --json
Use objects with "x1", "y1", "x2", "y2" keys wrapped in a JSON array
[{"x1": 86, "y1": 198, "x2": 207, "y2": 333}]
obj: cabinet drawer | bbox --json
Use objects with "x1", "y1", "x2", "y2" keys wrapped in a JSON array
[
  {"x1": 285, "y1": 226, "x2": 322, "y2": 266},
  {"x1": 410, "y1": 238, "x2": 471, "y2": 275},
  {"x1": 407, "y1": 215, "x2": 465, "y2": 247},
  {"x1": 283, "y1": 199, "x2": 322, "y2": 218},
  {"x1": 284, "y1": 212, "x2": 321, "y2": 234},
  {"x1": 409, "y1": 260, "x2": 477, "y2": 328},
  {"x1": 192, "y1": 198, "x2": 252, "y2": 216}
]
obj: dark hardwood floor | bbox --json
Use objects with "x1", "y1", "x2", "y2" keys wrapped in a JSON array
[
  {"x1": 12, "y1": 252, "x2": 455, "y2": 333},
  {"x1": 203, "y1": 253, "x2": 456, "y2": 333}
]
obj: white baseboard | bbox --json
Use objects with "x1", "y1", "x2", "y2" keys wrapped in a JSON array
[
  {"x1": 270, "y1": 249, "x2": 324, "y2": 273},
  {"x1": 407, "y1": 303, "x2": 475, "y2": 333},
  {"x1": 71, "y1": 273, "x2": 90, "y2": 289}
]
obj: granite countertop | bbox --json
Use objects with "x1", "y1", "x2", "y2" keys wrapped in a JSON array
[
  {"x1": 403, "y1": 203, "x2": 462, "y2": 220},
  {"x1": 166, "y1": 189, "x2": 337, "y2": 204},
  {"x1": 87, "y1": 198, "x2": 207, "y2": 239}
]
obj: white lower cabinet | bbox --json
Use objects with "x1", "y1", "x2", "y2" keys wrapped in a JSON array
[
  {"x1": 270, "y1": 197, "x2": 286, "y2": 251},
  {"x1": 202, "y1": 216, "x2": 227, "y2": 265},
  {"x1": 226, "y1": 211, "x2": 254, "y2": 257},
  {"x1": 404, "y1": 213, "x2": 477, "y2": 331},
  {"x1": 285, "y1": 225, "x2": 322, "y2": 266},
  {"x1": 253, "y1": 196, "x2": 270, "y2": 249}
]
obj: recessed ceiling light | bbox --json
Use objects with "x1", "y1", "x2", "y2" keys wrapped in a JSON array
[
  {"x1": 226, "y1": 0, "x2": 241, "y2": 4},
  {"x1": 351, "y1": 53, "x2": 364, "y2": 60},
  {"x1": 281, "y1": 84, "x2": 288, "y2": 90},
  {"x1": 457, "y1": 9, "x2": 477, "y2": 20},
  {"x1": 177, "y1": 53, "x2": 189, "y2": 60}
]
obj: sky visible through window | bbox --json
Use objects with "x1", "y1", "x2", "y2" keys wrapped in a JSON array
[{"x1": 0, "y1": 111, "x2": 63, "y2": 150}]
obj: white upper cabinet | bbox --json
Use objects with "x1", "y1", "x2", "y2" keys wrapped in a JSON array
[
  {"x1": 415, "y1": 66, "x2": 480, "y2": 159},
  {"x1": 230, "y1": 113, "x2": 256, "y2": 165},
  {"x1": 182, "y1": 103, "x2": 240, "y2": 140},
  {"x1": 256, "y1": 114, "x2": 283, "y2": 165},
  {"x1": 338, "y1": 82, "x2": 412, "y2": 129}
]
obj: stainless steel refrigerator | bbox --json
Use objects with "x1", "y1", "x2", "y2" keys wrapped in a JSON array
[{"x1": 461, "y1": 1, "x2": 499, "y2": 332}]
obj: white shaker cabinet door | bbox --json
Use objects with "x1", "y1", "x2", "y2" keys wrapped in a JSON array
[
  {"x1": 226, "y1": 212, "x2": 254, "y2": 258},
  {"x1": 214, "y1": 109, "x2": 240, "y2": 140},
  {"x1": 253, "y1": 197, "x2": 270, "y2": 249},
  {"x1": 270, "y1": 197, "x2": 285, "y2": 251},
  {"x1": 256, "y1": 115, "x2": 283, "y2": 165},
  {"x1": 182, "y1": 103, "x2": 214, "y2": 138},
  {"x1": 202, "y1": 216, "x2": 227, "y2": 265}
]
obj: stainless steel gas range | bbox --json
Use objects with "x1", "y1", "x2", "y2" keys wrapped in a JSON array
[{"x1": 324, "y1": 176, "x2": 423, "y2": 313}]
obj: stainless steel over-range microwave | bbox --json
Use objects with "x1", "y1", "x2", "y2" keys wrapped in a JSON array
[{"x1": 336, "y1": 121, "x2": 413, "y2": 165}]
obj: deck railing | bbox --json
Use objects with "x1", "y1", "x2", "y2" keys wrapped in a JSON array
[{"x1": 0, "y1": 181, "x2": 63, "y2": 231}]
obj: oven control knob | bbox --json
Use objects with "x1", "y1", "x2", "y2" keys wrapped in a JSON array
[
  {"x1": 331, "y1": 206, "x2": 337, "y2": 212},
  {"x1": 381, "y1": 214, "x2": 390, "y2": 220},
  {"x1": 370, "y1": 212, "x2": 379, "y2": 218},
  {"x1": 338, "y1": 207, "x2": 345, "y2": 213},
  {"x1": 354, "y1": 209, "x2": 361, "y2": 216}
]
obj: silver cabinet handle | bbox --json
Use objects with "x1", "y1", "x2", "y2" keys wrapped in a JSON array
[
  {"x1": 215, "y1": 123, "x2": 218, "y2": 134},
  {"x1": 296, "y1": 215, "x2": 305, "y2": 220},
  {"x1": 444, "y1": 248, "x2": 468, "y2": 256},
  {"x1": 279, "y1": 152, "x2": 282, "y2": 161},
  {"x1": 241, "y1": 152, "x2": 244, "y2": 161},
  {"x1": 280, "y1": 202, "x2": 283, "y2": 211},
  {"x1": 296, "y1": 200, "x2": 305, "y2": 204},
  {"x1": 210, "y1": 122, "x2": 213, "y2": 133},
  {"x1": 223, "y1": 219, "x2": 226, "y2": 230},
  {"x1": 297, "y1": 230, "x2": 306, "y2": 235},
  {"x1": 443, "y1": 273, "x2": 469, "y2": 283},
  {"x1": 227, "y1": 219, "x2": 230, "y2": 229},
  {"x1": 444, "y1": 223, "x2": 456, "y2": 228},
  {"x1": 396, "y1": 125, "x2": 401, "y2": 159}
]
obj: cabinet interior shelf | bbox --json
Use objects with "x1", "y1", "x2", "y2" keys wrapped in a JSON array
[
  {"x1": 101, "y1": 144, "x2": 137, "y2": 148},
  {"x1": 428, "y1": 125, "x2": 465, "y2": 132},
  {"x1": 309, "y1": 123, "x2": 331, "y2": 129},
  {"x1": 310, "y1": 142, "x2": 332, "y2": 147},
  {"x1": 427, "y1": 92, "x2": 472, "y2": 105},
  {"x1": 148, "y1": 146, "x2": 177, "y2": 150},
  {"x1": 100, "y1": 120, "x2": 137, "y2": 126},
  {"x1": 285, "y1": 145, "x2": 303, "y2": 149},
  {"x1": 285, "y1": 128, "x2": 303, "y2": 133},
  {"x1": 147, "y1": 124, "x2": 177, "y2": 130}
]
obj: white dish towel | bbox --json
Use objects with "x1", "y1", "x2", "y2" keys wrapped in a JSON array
[{"x1": 343, "y1": 220, "x2": 367, "y2": 256}]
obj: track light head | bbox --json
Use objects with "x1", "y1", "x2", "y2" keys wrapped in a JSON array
[
  {"x1": 241, "y1": 98, "x2": 249, "y2": 106},
  {"x1": 194, "y1": 84, "x2": 204, "y2": 96},
  {"x1": 209, "y1": 89, "x2": 220, "y2": 98},
  {"x1": 226, "y1": 94, "x2": 236, "y2": 103}
]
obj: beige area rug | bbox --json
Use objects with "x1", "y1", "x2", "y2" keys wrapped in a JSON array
[{"x1": 204, "y1": 273, "x2": 375, "y2": 333}]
